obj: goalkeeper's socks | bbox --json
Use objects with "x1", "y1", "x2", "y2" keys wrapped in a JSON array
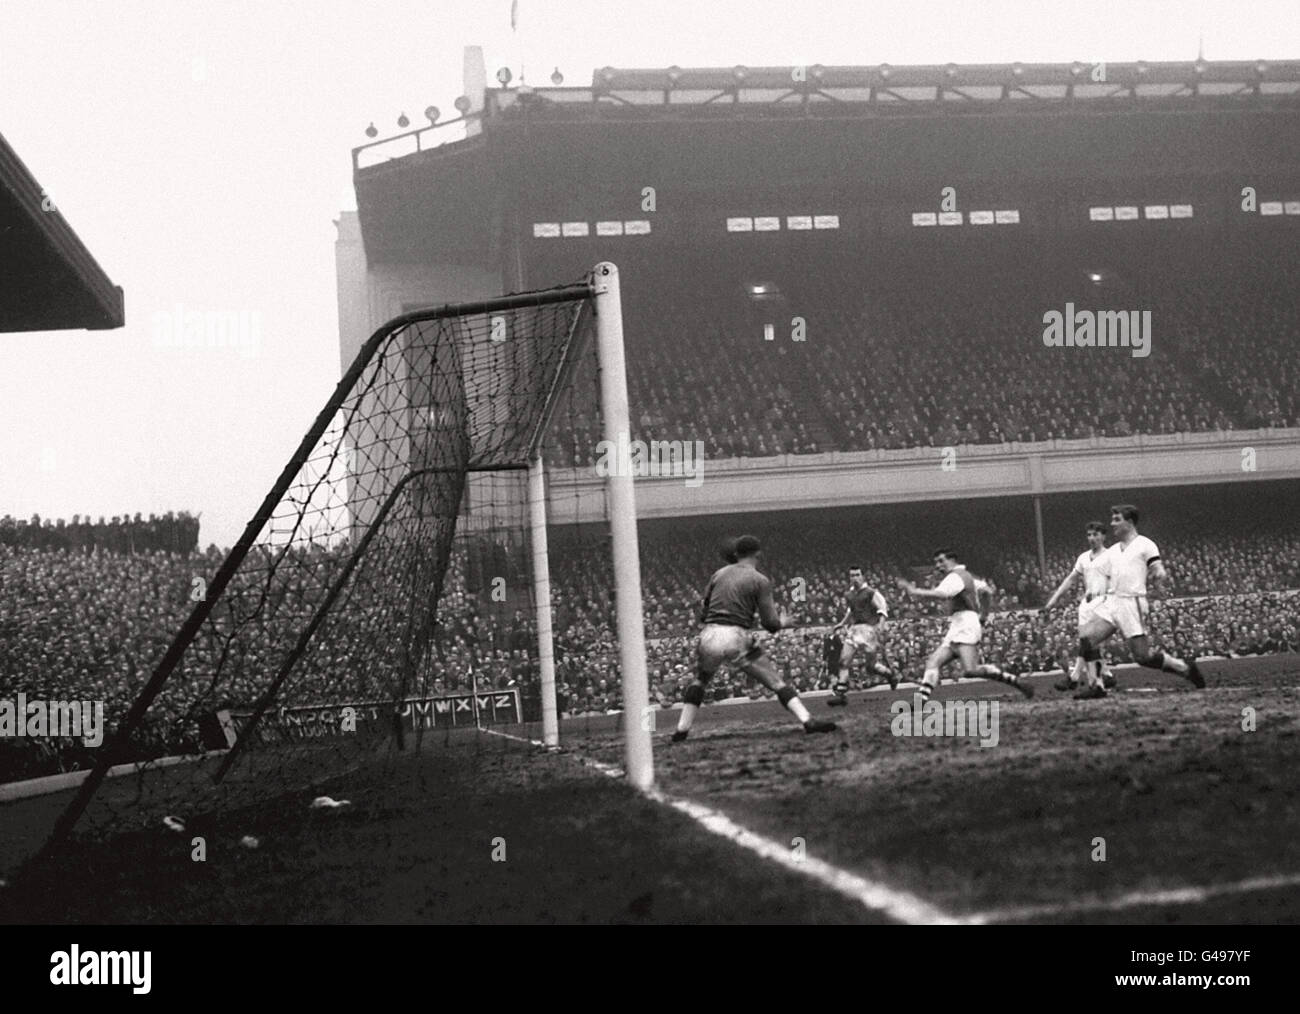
[
  {"x1": 676, "y1": 703, "x2": 698, "y2": 734},
  {"x1": 776, "y1": 686, "x2": 812, "y2": 723}
]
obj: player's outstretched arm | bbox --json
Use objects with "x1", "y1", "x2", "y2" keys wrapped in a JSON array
[
  {"x1": 896, "y1": 576, "x2": 945, "y2": 601},
  {"x1": 1042, "y1": 571, "x2": 1077, "y2": 611}
]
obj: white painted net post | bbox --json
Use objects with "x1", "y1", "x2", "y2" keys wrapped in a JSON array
[
  {"x1": 527, "y1": 453, "x2": 560, "y2": 747},
  {"x1": 591, "y1": 261, "x2": 653, "y2": 789}
]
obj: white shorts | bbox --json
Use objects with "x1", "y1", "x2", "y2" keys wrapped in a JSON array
[
  {"x1": 1077, "y1": 595, "x2": 1103, "y2": 629},
  {"x1": 1092, "y1": 594, "x2": 1148, "y2": 639},
  {"x1": 696, "y1": 624, "x2": 761, "y2": 675},
  {"x1": 846, "y1": 622, "x2": 883, "y2": 652},
  {"x1": 941, "y1": 611, "x2": 982, "y2": 647}
]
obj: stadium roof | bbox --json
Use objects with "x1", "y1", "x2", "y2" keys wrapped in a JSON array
[
  {"x1": 355, "y1": 60, "x2": 1300, "y2": 171},
  {"x1": 350, "y1": 59, "x2": 1300, "y2": 264},
  {"x1": 0, "y1": 131, "x2": 124, "y2": 333}
]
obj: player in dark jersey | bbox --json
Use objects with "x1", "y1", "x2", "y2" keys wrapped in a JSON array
[
  {"x1": 827, "y1": 566, "x2": 898, "y2": 706},
  {"x1": 673, "y1": 535, "x2": 838, "y2": 741},
  {"x1": 896, "y1": 548, "x2": 1033, "y2": 701}
]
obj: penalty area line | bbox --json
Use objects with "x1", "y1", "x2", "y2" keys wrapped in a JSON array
[
  {"x1": 968, "y1": 872, "x2": 1300, "y2": 923},
  {"x1": 477, "y1": 725, "x2": 964, "y2": 925}
]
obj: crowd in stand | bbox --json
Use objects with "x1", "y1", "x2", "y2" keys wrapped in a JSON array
[
  {"x1": 0, "y1": 512, "x2": 200, "y2": 554},
  {"x1": 543, "y1": 243, "x2": 1299, "y2": 466},
  {"x1": 6, "y1": 493, "x2": 1298, "y2": 781}
]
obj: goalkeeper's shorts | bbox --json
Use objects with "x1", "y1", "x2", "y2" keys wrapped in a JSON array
[{"x1": 697, "y1": 624, "x2": 762, "y2": 677}]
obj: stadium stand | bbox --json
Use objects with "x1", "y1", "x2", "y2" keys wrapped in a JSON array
[{"x1": 4, "y1": 483, "x2": 1298, "y2": 779}]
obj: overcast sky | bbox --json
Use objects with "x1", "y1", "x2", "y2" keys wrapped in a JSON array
[{"x1": 1, "y1": 0, "x2": 1296, "y2": 549}]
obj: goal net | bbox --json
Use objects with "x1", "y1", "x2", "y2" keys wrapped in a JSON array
[{"x1": 38, "y1": 262, "x2": 651, "y2": 856}]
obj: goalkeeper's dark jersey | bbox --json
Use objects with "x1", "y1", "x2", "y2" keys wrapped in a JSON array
[{"x1": 700, "y1": 563, "x2": 776, "y2": 629}]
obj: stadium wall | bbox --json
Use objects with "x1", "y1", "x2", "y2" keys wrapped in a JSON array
[
  {"x1": 546, "y1": 428, "x2": 1300, "y2": 522},
  {"x1": 334, "y1": 211, "x2": 502, "y2": 371}
]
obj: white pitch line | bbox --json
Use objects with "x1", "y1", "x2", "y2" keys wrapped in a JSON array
[
  {"x1": 477, "y1": 725, "x2": 963, "y2": 924},
  {"x1": 968, "y1": 872, "x2": 1300, "y2": 923}
]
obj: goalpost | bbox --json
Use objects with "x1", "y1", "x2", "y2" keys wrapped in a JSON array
[{"x1": 42, "y1": 261, "x2": 652, "y2": 853}]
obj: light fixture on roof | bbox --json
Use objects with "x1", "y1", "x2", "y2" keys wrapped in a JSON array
[
  {"x1": 424, "y1": 106, "x2": 440, "y2": 124},
  {"x1": 454, "y1": 95, "x2": 472, "y2": 114},
  {"x1": 496, "y1": 66, "x2": 513, "y2": 86},
  {"x1": 1011, "y1": 62, "x2": 1025, "y2": 78},
  {"x1": 944, "y1": 63, "x2": 958, "y2": 78},
  {"x1": 1070, "y1": 61, "x2": 1085, "y2": 77},
  {"x1": 878, "y1": 63, "x2": 892, "y2": 80},
  {"x1": 598, "y1": 66, "x2": 616, "y2": 85},
  {"x1": 733, "y1": 65, "x2": 748, "y2": 82},
  {"x1": 1255, "y1": 61, "x2": 1268, "y2": 77},
  {"x1": 397, "y1": 112, "x2": 410, "y2": 128},
  {"x1": 364, "y1": 122, "x2": 378, "y2": 138},
  {"x1": 1135, "y1": 60, "x2": 1149, "y2": 75},
  {"x1": 551, "y1": 67, "x2": 563, "y2": 85},
  {"x1": 1193, "y1": 59, "x2": 1207, "y2": 75},
  {"x1": 666, "y1": 65, "x2": 682, "y2": 87},
  {"x1": 809, "y1": 63, "x2": 825, "y2": 82}
]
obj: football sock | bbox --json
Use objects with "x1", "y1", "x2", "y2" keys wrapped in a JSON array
[
  {"x1": 918, "y1": 668, "x2": 939, "y2": 700},
  {"x1": 777, "y1": 686, "x2": 811, "y2": 723},
  {"x1": 1069, "y1": 656, "x2": 1085, "y2": 685},
  {"x1": 973, "y1": 663, "x2": 1014, "y2": 684},
  {"x1": 677, "y1": 682, "x2": 705, "y2": 732},
  {"x1": 1144, "y1": 649, "x2": 1189, "y2": 676}
]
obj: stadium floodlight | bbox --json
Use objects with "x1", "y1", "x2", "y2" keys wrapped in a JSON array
[
  {"x1": 364, "y1": 122, "x2": 378, "y2": 138},
  {"x1": 453, "y1": 95, "x2": 472, "y2": 114},
  {"x1": 1135, "y1": 61, "x2": 1149, "y2": 76},
  {"x1": 1070, "y1": 62, "x2": 1085, "y2": 77},
  {"x1": 945, "y1": 63, "x2": 959, "y2": 79},
  {"x1": 550, "y1": 67, "x2": 563, "y2": 86},
  {"x1": 1011, "y1": 62, "x2": 1025, "y2": 78},
  {"x1": 666, "y1": 65, "x2": 682, "y2": 87},
  {"x1": 496, "y1": 66, "x2": 513, "y2": 86},
  {"x1": 878, "y1": 63, "x2": 892, "y2": 81},
  {"x1": 43, "y1": 262, "x2": 656, "y2": 849},
  {"x1": 733, "y1": 65, "x2": 748, "y2": 83},
  {"x1": 397, "y1": 112, "x2": 410, "y2": 128},
  {"x1": 424, "y1": 106, "x2": 439, "y2": 124}
]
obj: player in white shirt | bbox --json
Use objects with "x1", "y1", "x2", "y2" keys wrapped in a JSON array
[
  {"x1": 1075, "y1": 504, "x2": 1205, "y2": 700},
  {"x1": 1041, "y1": 521, "x2": 1117, "y2": 691},
  {"x1": 897, "y1": 548, "x2": 1034, "y2": 701}
]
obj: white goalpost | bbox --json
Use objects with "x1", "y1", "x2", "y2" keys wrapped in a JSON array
[{"x1": 527, "y1": 261, "x2": 653, "y2": 786}]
